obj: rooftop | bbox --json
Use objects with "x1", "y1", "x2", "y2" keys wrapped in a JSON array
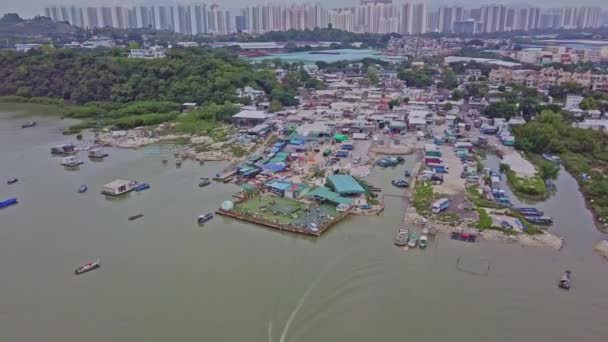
[
  {"x1": 328, "y1": 175, "x2": 365, "y2": 195},
  {"x1": 233, "y1": 110, "x2": 269, "y2": 120}
]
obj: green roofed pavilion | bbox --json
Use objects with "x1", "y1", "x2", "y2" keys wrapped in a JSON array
[
  {"x1": 327, "y1": 175, "x2": 365, "y2": 195},
  {"x1": 306, "y1": 186, "x2": 354, "y2": 205}
]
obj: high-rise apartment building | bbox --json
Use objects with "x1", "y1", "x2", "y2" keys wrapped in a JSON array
[{"x1": 41, "y1": 3, "x2": 606, "y2": 34}]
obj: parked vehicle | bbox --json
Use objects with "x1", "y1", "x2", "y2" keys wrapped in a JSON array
[
  {"x1": 501, "y1": 221, "x2": 513, "y2": 230},
  {"x1": 391, "y1": 179, "x2": 409, "y2": 188},
  {"x1": 352, "y1": 156, "x2": 361, "y2": 164},
  {"x1": 335, "y1": 150, "x2": 349, "y2": 158},
  {"x1": 431, "y1": 198, "x2": 449, "y2": 214}
]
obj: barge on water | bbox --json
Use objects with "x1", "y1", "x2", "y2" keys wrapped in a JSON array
[
  {"x1": 88, "y1": 148, "x2": 108, "y2": 159},
  {"x1": 213, "y1": 170, "x2": 237, "y2": 183},
  {"x1": 102, "y1": 179, "x2": 137, "y2": 196},
  {"x1": 51, "y1": 144, "x2": 77, "y2": 155},
  {"x1": 61, "y1": 156, "x2": 84, "y2": 167}
]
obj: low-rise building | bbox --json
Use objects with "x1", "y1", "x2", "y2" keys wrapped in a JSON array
[
  {"x1": 232, "y1": 110, "x2": 270, "y2": 127},
  {"x1": 128, "y1": 46, "x2": 166, "y2": 59}
]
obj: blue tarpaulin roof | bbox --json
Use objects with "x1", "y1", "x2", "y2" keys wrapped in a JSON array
[
  {"x1": 289, "y1": 139, "x2": 305, "y2": 145},
  {"x1": 263, "y1": 163, "x2": 286, "y2": 172}
]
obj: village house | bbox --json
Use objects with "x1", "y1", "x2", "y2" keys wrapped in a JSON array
[{"x1": 232, "y1": 110, "x2": 270, "y2": 127}]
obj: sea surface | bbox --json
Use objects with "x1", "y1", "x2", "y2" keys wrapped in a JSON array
[
  {"x1": 249, "y1": 49, "x2": 403, "y2": 64},
  {"x1": 1, "y1": 105, "x2": 608, "y2": 342}
]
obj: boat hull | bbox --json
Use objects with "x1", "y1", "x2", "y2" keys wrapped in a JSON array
[
  {"x1": 0, "y1": 198, "x2": 18, "y2": 209},
  {"x1": 74, "y1": 261, "x2": 100, "y2": 275}
]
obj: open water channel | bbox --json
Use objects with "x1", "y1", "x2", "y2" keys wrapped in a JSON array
[{"x1": 1, "y1": 105, "x2": 607, "y2": 342}]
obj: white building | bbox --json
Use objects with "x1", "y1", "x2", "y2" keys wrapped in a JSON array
[
  {"x1": 128, "y1": 46, "x2": 166, "y2": 59},
  {"x1": 15, "y1": 44, "x2": 42, "y2": 52},
  {"x1": 565, "y1": 94, "x2": 584, "y2": 110}
]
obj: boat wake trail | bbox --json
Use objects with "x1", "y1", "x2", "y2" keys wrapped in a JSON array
[
  {"x1": 279, "y1": 271, "x2": 324, "y2": 342},
  {"x1": 268, "y1": 320, "x2": 273, "y2": 342}
]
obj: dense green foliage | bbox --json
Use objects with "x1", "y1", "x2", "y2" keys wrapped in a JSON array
[
  {"x1": 513, "y1": 110, "x2": 608, "y2": 222},
  {"x1": 397, "y1": 68, "x2": 435, "y2": 88},
  {"x1": 501, "y1": 163, "x2": 548, "y2": 199},
  {"x1": 0, "y1": 47, "x2": 274, "y2": 105}
]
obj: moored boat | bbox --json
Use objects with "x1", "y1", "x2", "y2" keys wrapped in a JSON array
[
  {"x1": 198, "y1": 213, "x2": 214, "y2": 224},
  {"x1": 21, "y1": 122, "x2": 36, "y2": 128},
  {"x1": 7, "y1": 177, "x2": 18, "y2": 184},
  {"x1": 407, "y1": 233, "x2": 418, "y2": 248},
  {"x1": 558, "y1": 270, "x2": 571, "y2": 290},
  {"x1": 128, "y1": 213, "x2": 144, "y2": 221},
  {"x1": 78, "y1": 185, "x2": 88, "y2": 193},
  {"x1": 419, "y1": 235, "x2": 428, "y2": 248},
  {"x1": 0, "y1": 197, "x2": 18, "y2": 209},
  {"x1": 524, "y1": 216, "x2": 553, "y2": 225},
  {"x1": 61, "y1": 156, "x2": 83, "y2": 167},
  {"x1": 74, "y1": 259, "x2": 100, "y2": 275},
  {"x1": 134, "y1": 183, "x2": 150, "y2": 192},
  {"x1": 198, "y1": 178, "x2": 211, "y2": 187},
  {"x1": 394, "y1": 228, "x2": 409, "y2": 246}
]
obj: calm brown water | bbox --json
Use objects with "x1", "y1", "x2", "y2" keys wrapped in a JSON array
[{"x1": 1, "y1": 105, "x2": 607, "y2": 342}]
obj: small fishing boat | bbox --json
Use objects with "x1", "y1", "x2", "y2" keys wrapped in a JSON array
[
  {"x1": 407, "y1": 233, "x2": 418, "y2": 248},
  {"x1": 7, "y1": 177, "x2": 18, "y2": 184},
  {"x1": 74, "y1": 259, "x2": 100, "y2": 275},
  {"x1": 198, "y1": 178, "x2": 211, "y2": 187},
  {"x1": 134, "y1": 183, "x2": 150, "y2": 192},
  {"x1": 558, "y1": 270, "x2": 571, "y2": 290},
  {"x1": 0, "y1": 197, "x2": 18, "y2": 209},
  {"x1": 21, "y1": 121, "x2": 36, "y2": 128},
  {"x1": 394, "y1": 228, "x2": 409, "y2": 247},
  {"x1": 198, "y1": 213, "x2": 214, "y2": 224},
  {"x1": 419, "y1": 235, "x2": 428, "y2": 249},
  {"x1": 128, "y1": 213, "x2": 144, "y2": 221},
  {"x1": 524, "y1": 216, "x2": 554, "y2": 225},
  {"x1": 78, "y1": 185, "x2": 88, "y2": 193}
]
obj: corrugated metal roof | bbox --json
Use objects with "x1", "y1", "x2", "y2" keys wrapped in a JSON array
[{"x1": 328, "y1": 175, "x2": 365, "y2": 194}]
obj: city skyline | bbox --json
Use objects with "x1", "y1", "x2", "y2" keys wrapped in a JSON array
[
  {"x1": 2, "y1": 0, "x2": 608, "y2": 19},
  {"x1": 40, "y1": 2, "x2": 606, "y2": 36}
]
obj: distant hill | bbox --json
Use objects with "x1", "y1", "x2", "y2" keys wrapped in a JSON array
[{"x1": 0, "y1": 14, "x2": 84, "y2": 47}]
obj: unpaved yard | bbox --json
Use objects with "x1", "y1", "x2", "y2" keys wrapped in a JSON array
[{"x1": 433, "y1": 145, "x2": 465, "y2": 195}]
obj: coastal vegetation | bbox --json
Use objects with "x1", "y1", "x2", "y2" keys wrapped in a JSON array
[
  {"x1": 513, "y1": 109, "x2": 608, "y2": 225},
  {"x1": 0, "y1": 47, "x2": 311, "y2": 134},
  {"x1": 500, "y1": 163, "x2": 549, "y2": 199},
  {"x1": 412, "y1": 181, "x2": 436, "y2": 216}
]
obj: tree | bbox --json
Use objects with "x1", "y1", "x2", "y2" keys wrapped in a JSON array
[
  {"x1": 269, "y1": 100, "x2": 283, "y2": 113},
  {"x1": 579, "y1": 97, "x2": 599, "y2": 110},
  {"x1": 397, "y1": 69, "x2": 433, "y2": 88},
  {"x1": 538, "y1": 161, "x2": 560, "y2": 180},
  {"x1": 388, "y1": 99, "x2": 400, "y2": 109},
  {"x1": 484, "y1": 101, "x2": 518, "y2": 119},
  {"x1": 451, "y1": 89, "x2": 463, "y2": 101},
  {"x1": 440, "y1": 69, "x2": 458, "y2": 89},
  {"x1": 366, "y1": 66, "x2": 379, "y2": 85}
]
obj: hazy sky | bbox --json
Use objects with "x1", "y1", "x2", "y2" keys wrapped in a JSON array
[{"x1": 2, "y1": 0, "x2": 607, "y2": 18}]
